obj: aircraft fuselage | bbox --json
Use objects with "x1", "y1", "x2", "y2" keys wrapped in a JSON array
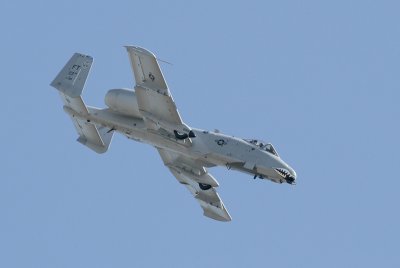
[
  {"x1": 51, "y1": 47, "x2": 297, "y2": 221},
  {"x1": 64, "y1": 104, "x2": 296, "y2": 184}
]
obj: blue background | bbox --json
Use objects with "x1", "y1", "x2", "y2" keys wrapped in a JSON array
[{"x1": 1, "y1": 1, "x2": 399, "y2": 267}]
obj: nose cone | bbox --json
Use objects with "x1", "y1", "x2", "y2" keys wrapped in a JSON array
[
  {"x1": 287, "y1": 168, "x2": 297, "y2": 184},
  {"x1": 274, "y1": 165, "x2": 297, "y2": 185},
  {"x1": 288, "y1": 167, "x2": 297, "y2": 180}
]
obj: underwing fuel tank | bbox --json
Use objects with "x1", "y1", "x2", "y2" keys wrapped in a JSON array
[{"x1": 105, "y1": 88, "x2": 142, "y2": 118}]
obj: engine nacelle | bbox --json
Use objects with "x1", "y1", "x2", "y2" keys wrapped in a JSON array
[{"x1": 104, "y1": 88, "x2": 142, "y2": 118}]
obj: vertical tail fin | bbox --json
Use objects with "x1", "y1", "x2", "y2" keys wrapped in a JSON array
[
  {"x1": 50, "y1": 53, "x2": 114, "y2": 154},
  {"x1": 50, "y1": 53, "x2": 93, "y2": 98}
]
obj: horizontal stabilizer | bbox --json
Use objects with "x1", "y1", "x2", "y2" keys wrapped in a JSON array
[
  {"x1": 69, "y1": 116, "x2": 114, "y2": 154},
  {"x1": 51, "y1": 53, "x2": 114, "y2": 154}
]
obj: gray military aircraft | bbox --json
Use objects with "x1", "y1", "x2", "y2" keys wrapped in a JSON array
[{"x1": 50, "y1": 46, "x2": 296, "y2": 221}]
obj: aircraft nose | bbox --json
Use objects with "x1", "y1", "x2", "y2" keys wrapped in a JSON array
[
  {"x1": 286, "y1": 167, "x2": 297, "y2": 184},
  {"x1": 290, "y1": 169, "x2": 297, "y2": 180},
  {"x1": 285, "y1": 173, "x2": 296, "y2": 185},
  {"x1": 274, "y1": 166, "x2": 297, "y2": 185}
]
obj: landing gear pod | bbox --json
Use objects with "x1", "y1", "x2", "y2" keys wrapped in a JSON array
[
  {"x1": 199, "y1": 183, "x2": 212, "y2": 190},
  {"x1": 174, "y1": 130, "x2": 196, "y2": 140}
]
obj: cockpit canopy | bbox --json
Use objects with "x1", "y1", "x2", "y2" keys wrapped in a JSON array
[{"x1": 244, "y1": 139, "x2": 279, "y2": 157}]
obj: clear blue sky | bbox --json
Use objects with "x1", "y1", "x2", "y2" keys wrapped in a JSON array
[{"x1": 1, "y1": 1, "x2": 399, "y2": 267}]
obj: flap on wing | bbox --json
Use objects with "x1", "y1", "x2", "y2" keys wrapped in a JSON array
[
  {"x1": 169, "y1": 165, "x2": 219, "y2": 187},
  {"x1": 139, "y1": 108, "x2": 188, "y2": 134},
  {"x1": 125, "y1": 46, "x2": 185, "y2": 131},
  {"x1": 180, "y1": 175, "x2": 232, "y2": 222},
  {"x1": 195, "y1": 191, "x2": 220, "y2": 204},
  {"x1": 157, "y1": 148, "x2": 231, "y2": 221}
]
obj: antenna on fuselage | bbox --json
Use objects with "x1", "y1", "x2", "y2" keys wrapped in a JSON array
[{"x1": 156, "y1": 58, "x2": 173, "y2": 66}]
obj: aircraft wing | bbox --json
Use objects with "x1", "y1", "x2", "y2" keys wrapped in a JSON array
[
  {"x1": 157, "y1": 148, "x2": 232, "y2": 222},
  {"x1": 125, "y1": 46, "x2": 189, "y2": 134}
]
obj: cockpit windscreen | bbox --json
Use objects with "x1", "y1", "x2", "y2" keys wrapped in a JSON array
[{"x1": 244, "y1": 139, "x2": 279, "y2": 157}]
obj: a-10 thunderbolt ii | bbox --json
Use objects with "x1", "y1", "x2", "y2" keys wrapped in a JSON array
[{"x1": 50, "y1": 46, "x2": 297, "y2": 222}]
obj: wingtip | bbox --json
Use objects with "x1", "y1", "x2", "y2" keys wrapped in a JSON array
[
  {"x1": 204, "y1": 210, "x2": 232, "y2": 222},
  {"x1": 203, "y1": 205, "x2": 232, "y2": 222},
  {"x1": 124, "y1": 45, "x2": 156, "y2": 57}
]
